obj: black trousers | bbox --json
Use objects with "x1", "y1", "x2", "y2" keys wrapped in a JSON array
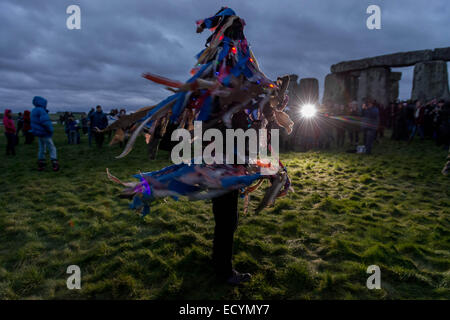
[
  {"x1": 349, "y1": 130, "x2": 359, "y2": 145},
  {"x1": 5, "y1": 133, "x2": 15, "y2": 155},
  {"x1": 24, "y1": 131, "x2": 34, "y2": 144},
  {"x1": 212, "y1": 190, "x2": 239, "y2": 279},
  {"x1": 94, "y1": 132, "x2": 105, "y2": 148}
]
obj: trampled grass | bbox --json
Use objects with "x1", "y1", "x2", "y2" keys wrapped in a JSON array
[{"x1": 0, "y1": 126, "x2": 449, "y2": 299}]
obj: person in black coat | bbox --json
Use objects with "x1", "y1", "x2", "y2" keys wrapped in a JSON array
[
  {"x1": 362, "y1": 100, "x2": 379, "y2": 154},
  {"x1": 89, "y1": 105, "x2": 108, "y2": 148}
]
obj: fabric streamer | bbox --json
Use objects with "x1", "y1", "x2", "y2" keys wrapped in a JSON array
[{"x1": 106, "y1": 8, "x2": 294, "y2": 215}]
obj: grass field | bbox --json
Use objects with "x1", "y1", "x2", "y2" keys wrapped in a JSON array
[{"x1": 0, "y1": 125, "x2": 449, "y2": 300}]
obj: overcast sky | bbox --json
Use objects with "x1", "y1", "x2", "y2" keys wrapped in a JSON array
[{"x1": 0, "y1": 0, "x2": 449, "y2": 112}]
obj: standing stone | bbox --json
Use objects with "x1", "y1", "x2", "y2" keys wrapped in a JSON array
[
  {"x1": 389, "y1": 72, "x2": 402, "y2": 102},
  {"x1": 346, "y1": 72, "x2": 360, "y2": 103},
  {"x1": 287, "y1": 74, "x2": 299, "y2": 85},
  {"x1": 412, "y1": 60, "x2": 450, "y2": 101},
  {"x1": 298, "y1": 78, "x2": 319, "y2": 103},
  {"x1": 286, "y1": 74, "x2": 300, "y2": 106},
  {"x1": 356, "y1": 67, "x2": 391, "y2": 106},
  {"x1": 323, "y1": 73, "x2": 347, "y2": 105}
]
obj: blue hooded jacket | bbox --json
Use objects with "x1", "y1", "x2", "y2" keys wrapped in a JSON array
[{"x1": 31, "y1": 96, "x2": 54, "y2": 137}]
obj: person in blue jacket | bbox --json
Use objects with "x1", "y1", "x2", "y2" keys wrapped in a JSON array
[{"x1": 30, "y1": 96, "x2": 59, "y2": 171}]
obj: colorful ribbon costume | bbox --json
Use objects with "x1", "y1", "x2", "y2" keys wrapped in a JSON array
[{"x1": 107, "y1": 7, "x2": 294, "y2": 215}]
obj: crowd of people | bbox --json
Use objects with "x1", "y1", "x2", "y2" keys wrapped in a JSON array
[
  {"x1": 286, "y1": 98, "x2": 450, "y2": 155},
  {"x1": 57, "y1": 107, "x2": 127, "y2": 148},
  {"x1": 2, "y1": 96, "x2": 128, "y2": 171},
  {"x1": 2, "y1": 95, "x2": 450, "y2": 172}
]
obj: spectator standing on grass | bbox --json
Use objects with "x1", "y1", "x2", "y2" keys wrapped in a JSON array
[
  {"x1": 87, "y1": 108, "x2": 95, "y2": 146},
  {"x1": 317, "y1": 102, "x2": 333, "y2": 150},
  {"x1": 63, "y1": 112, "x2": 69, "y2": 127},
  {"x1": 401, "y1": 102, "x2": 410, "y2": 140},
  {"x1": 409, "y1": 100, "x2": 425, "y2": 142},
  {"x1": 81, "y1": 113, "x2": 88, "y2": 135},
  {"x1": 387, "y1": 102, "x2": 395, "y2": 129},
  {"x1": 405, "y1": 101, "x2": 416, "y2": 138},
  {"x1": 348, "y1": 101, "x2": 360, "y2": 145},
  {"x1": 362, "y1": 100, "x2": 379, "y2": 154},
  {"x1": 64, "y1": 114, "x2": 71, "y2": 144},
  {"x1": 16, "y1": 112, "x2": 24, "y2": 138},
  {"x1": 90, "y1": 105, "x2": 108, "y2": 148},
  {"x1": 23, "y1": 110, "x2": 34, "y2": 144},
  {"x1": 361, "y1": 103, "x2": 368, "y2": 143},
  {"x1": 437, "y1": 101, "x2": 450, "y2": 148},
  {"x1": 390, "y1": 103, "x2": 399, "y2": 140},
  {"x1": 30, "y1": 96, "x2": 59, "y2": 171},
  {"x1": 377, "y1": 103, "x2": 386, "y2": 139},
  {"x1": 76, "y1": 118, "x2": 81, "y2": 144},
  {"x1": 335, "y1": 104, "x2": 346, "y2": 148},
  {"x1": 67, "y1": 116, "x2": 78, "y2": 144},
  {"x1": 395, "y1": 102, "x2": 409, "y2": 140},
  {"x1": 423, "y1": 99, "x2": 436, "y2": 138},
  {"x1": 3, "y1": 109, "x2": 16, "y2": 156},
  {"x1": 433, "y1": 100, "x2": 446, "y2": 143}
]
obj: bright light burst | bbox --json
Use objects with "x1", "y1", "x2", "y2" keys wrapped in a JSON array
[{"x1": 300, "y1": 104, "x2": 317, "y2": 118}]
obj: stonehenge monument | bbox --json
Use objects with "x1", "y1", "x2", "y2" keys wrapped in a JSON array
[
  {"x1": 324, "y1": 47, "x2": 450, "y2": 106},
  {"x1": 280, "y1": 47, "x2": 449, "y2": 151}
]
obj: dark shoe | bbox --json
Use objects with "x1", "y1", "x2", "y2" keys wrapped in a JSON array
[
  {"x1": 38, "y1": 160, "x2": 46, "y2": 171},
  {"x1": 226, "y1": 270, "x2": 252, "y2": 286},
  {"x1": 51, "y1": 160, "x2": 60, "y2": 172}
]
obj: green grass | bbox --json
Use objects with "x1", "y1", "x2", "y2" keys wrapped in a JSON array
[{"x1": 0, "y1": 126, "x2": 449, "y2": 300}]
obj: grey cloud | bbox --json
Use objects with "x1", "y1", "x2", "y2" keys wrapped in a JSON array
[{"x1": 0, "y1": 0, "x2": 449, "y2": 112}]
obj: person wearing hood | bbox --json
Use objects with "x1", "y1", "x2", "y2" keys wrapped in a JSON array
[
  {"x1": 87, "y1": 108, "x2": 95, "y2": 146},
  {"x1": 3, "y1": 109, "x2": 16, "y2": 156},
  {"x1": 23, "y1": 110, "x2": 34, "y2": 144},
  {"x1": 30, "y1": 96, "x2": 59, "y2": 171}
]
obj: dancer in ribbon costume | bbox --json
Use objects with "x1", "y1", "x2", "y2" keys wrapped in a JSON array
[{"x1": 107, "y1": 7, "x2": 294, "y2": 285}]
